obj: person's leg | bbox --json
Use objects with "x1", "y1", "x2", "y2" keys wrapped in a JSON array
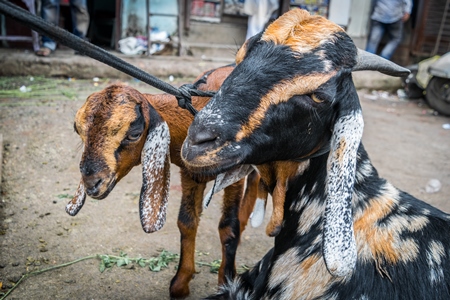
[
  {"x1": 70, "y1": 0, "x2": 89, "y2": 39},
  {"x1": 40, "y1": 0, "x2": 60, "y2": 51},
  {"x1": 365, "y1": 20, "x2": 385, "y2": 55},
  {"x1": 380, "y1": 20, "x2": 403, "y2": 60}
]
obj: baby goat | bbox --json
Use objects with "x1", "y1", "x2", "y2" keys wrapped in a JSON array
[
  {"x1": 65, "y1": 65, "x2": 260, "y2": 298},
  {"x1": 182, "y1": 9, "x2": 450, "y2": 299}
]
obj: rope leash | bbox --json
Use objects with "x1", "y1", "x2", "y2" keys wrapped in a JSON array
[{"x1": 0, "y1": 0, "x2": 216, "y2": 116}]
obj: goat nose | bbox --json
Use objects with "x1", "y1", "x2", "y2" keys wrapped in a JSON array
[
  {"x1": 80, "y1": 159, "x2": 104, "y2": 177},
  {"x1": 191, "y1": 131, "x2": 218, "y2": 146},
  {"x1": 80, "y1": 164, "x2": 93, "y2": 176},
  {"x1": 83, "y1": 176, "x2": 103, "y2": 196},
  {"x1": 189, "y1": 126, "x2": 218, "y2": 146}
]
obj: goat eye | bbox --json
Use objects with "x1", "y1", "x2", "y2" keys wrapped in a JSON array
[
  {"x1": 126, "y1": 132, "x2": 142, "y2": 141},
  {"x1": 310, "y1": 93, "x2": 324, "y2": 103}
]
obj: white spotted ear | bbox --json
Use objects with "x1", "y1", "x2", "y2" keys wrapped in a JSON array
[
  {"x1": 66, "y1": 181, "x2": 86, "y2": 216},
  {"x1": 323, "y1": 109, "x2": 363, "y2": 277},
  {"x1": 139, "y1": 118, "x2": 171, "y2": 233}
]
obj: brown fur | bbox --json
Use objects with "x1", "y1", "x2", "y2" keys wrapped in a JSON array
[{"x1": 262, "y1": 9, "x2": 344, "y2": 53}]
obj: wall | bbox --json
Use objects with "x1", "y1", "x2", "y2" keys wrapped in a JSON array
[
  {"x1": 182, "y1": 16, "x2": 247, "y2": 59},
  {"x1": 121, "y1": 0, "x2": 178, "y2": 38},
  {"x1": 328, "y1": 0, "x2": 372, "y2": 49},
  {"x1": 346, "y1": 0, "x2": 372, "y2": 48}
]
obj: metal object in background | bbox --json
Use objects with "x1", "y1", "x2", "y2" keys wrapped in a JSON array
[{"x1": 403, "y1": 52, "x2": 450, "y2": 116}]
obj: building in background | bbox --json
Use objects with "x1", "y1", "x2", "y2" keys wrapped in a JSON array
[{"x1": 1, "y1": 0, "x2": 449, "y2": 66}]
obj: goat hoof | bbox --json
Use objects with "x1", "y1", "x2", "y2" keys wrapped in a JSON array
[
  {"x1": 169, "y1": 287, "x2": 190, "y2": 299},
  {"x1": 267, "y1": 224, "x2": 282, "y2": 237},
  {"x1": 170, "y1": 278, "x2": 191, "y2": 299}
]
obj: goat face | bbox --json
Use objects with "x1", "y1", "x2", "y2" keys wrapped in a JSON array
[
  {"x1": 182, "y1": 9, "x2": 358, "y2": 176},
  {"x1": 74, "y1": 85, "x2": 148, "y2": 199},
  {"x1": 67, "y1": 84, "x2": 171, "y2": 233}
]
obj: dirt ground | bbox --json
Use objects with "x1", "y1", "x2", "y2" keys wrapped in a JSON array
[{"x1": 0, "y1": 75, "x2": 449, "y2": 300}]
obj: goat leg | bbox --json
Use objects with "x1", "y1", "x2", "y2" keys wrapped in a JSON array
[
  {"x1": 170, "y1": 171, "x2": 206, "y2": 299},
  {"x1": 265, "y1": 180, "x2": 286, "y2": 237},
  {"x1": 251, "y1": 180, "x2": 268, "y2": 228},
  {"x1": 238, "y1": 170, "x2": 260, "y2": 233},
  {"x1": 218, "y1": 178, "x2": 246, "y2": 285}
]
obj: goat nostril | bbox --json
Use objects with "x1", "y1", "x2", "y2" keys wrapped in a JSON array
[
  {"x1": 190, "y1": 130, "x2": 218, "y2": 146},
  {"x1": 94, "y1": 178, "x2": 102, "y2": 189},
  {"x1": 83, "y1": 176, "x2": 104, "y2": 194}
]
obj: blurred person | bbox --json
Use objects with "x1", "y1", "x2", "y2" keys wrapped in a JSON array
[
  {"x1": 36, "y1": 0, "x2": 89, "y2": 56},
  {"x1": 244, "y1": 0, "x2": 279, "y2": 40},
  {"x1": 365, "y1": 0, "x2": 412, "y2": 60}
]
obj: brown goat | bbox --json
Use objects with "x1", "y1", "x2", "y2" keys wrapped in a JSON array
[{"x1": 65, "y1": 65, "x2": 260, "y2": 298}]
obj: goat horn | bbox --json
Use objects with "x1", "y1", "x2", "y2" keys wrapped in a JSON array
[{"x1": 353, "y1": 49, "x2": 410, "y2": 77}]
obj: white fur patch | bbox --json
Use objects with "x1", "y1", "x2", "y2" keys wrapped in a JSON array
[
  {"x1": 427, "y1": 240, "x2": 445, "y2": 285},
  {"x1": 140, "y1": 121, "x2": 170, "y2": 233},
  {"x1": 324, "y1": 110, "x2": 364, "y2": 277},
  {"x1": 297, "y1": 197, "x2": 325, "y2": 235},
  {"x1": 195, "y1": 92, "x2": 226, "y2": 126},
  {"x1": 251, "y1": 198, "x2": 266, "y2": 228}
]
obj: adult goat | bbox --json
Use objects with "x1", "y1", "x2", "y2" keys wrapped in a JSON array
[
  {"x1": 181, "y1": 9, "x2": 450, "y2": 299},
  {"x1": 65, "y1": 65, "x2": 260, "y2": 298}
]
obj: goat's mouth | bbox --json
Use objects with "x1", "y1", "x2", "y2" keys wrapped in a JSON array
[
  {"x1": 181, "y1": 140, "x2": 245, "y2": 176},
  {"x1": 84, "y1": 176, "x2": 117, "y2": 200}
]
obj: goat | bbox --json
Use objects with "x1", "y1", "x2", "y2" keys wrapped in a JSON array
[
  {"x1": 64, "y1": 65, "x2": 261, "y2": 299},
  {"x1": 181, "y1": 9, "x2": 450, "y2": 299}
]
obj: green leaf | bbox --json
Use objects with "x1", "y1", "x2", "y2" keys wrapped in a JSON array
[
  {"x1": 116, "y1": 259, "x2": 127, "y2": 267},
  {"x1": 137, "y1": 258, "x2": 146, "y2": 267},
  {"x1": 210, "y1": 259, "x2": 221, "y2": 274},
  {"x1": 150, "y1": 264, "x2": 161, "y2": 272},
  {"x1": 99, "y1": 260, "x2": 106, "y2": 273}
]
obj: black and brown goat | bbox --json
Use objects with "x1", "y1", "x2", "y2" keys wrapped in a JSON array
[
  {"x1": 64, "y1": 65, "x2": 261, "y2": 298},
  {"x1": 181, "y1": 9, "x2": 450, "y2": 299}
]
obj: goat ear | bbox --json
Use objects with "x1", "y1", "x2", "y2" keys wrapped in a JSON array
[
  {"x1": 66, "y1": 181, "x2": 86, "y2": 216},
  {"x1": 323, "y1": 92, "x2": 363, "y2": 277},
  {"x1": 353, "y1": 49, "x2": 410, "y2": 77},
  {"x1": 139, "y1": 114, "x2": 171, "y2": 233}
]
